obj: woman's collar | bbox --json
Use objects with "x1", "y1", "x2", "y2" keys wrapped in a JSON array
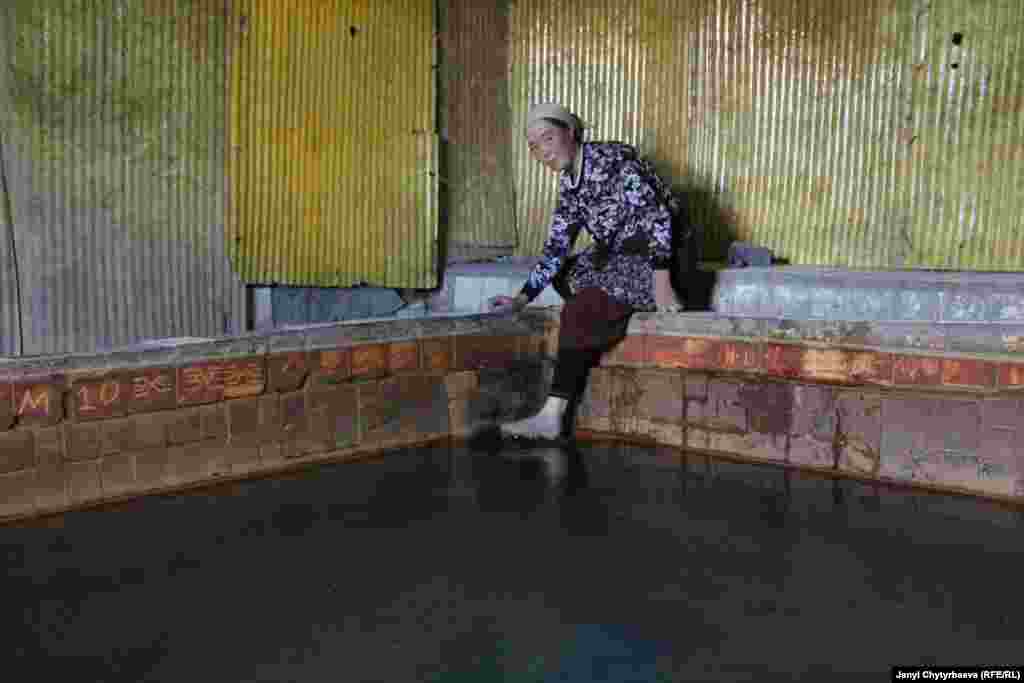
[{"x1": 565, "y1": 142, "x2": 586, "y2": 189}]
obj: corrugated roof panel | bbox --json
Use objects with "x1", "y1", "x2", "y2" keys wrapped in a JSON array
[
  {"x1": 2, "y1": 0, "x2": 245, "y2": 355},
  {"x1": 229, "y1": 0, "x2": 438, "y2": 288}
]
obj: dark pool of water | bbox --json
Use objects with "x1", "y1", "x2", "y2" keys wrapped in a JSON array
[{"x1": 2, "y1": 440, "x2": 1022, "y2": 682}]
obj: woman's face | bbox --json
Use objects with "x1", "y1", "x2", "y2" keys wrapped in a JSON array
[{"x1": 526, "y1": 121, "x2": 577, "y2": 173}]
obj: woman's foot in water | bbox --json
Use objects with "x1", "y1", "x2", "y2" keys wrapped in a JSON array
[{"x1": 501, "y1": 395, "x2": 569, "y2": 440}]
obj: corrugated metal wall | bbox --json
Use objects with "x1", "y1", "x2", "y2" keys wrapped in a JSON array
[
  {"x1": 228, "y1": 0, "x2": 438, "y2": 288},
  {"x1": 0, "y1": 7, "x2": 23, "y2": 356},
  {"x1": 439, "y1": 0, "x2": 518, "y2": 261},
  {"x1": 1, "y1": 0, "x2": 245, "y2": 355},
  {"x1": 508, "y1": 0, "x2": 1024, "y2": 270}
]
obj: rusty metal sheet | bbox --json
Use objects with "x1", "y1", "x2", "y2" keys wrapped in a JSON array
[
  {"x1": 229, "y1": 0, "x2": 438, "y2": 288},
  {"x1": 508, "y1": 0, "x2": 1024, "y2": 271},
  {"x1": 2, "y1": 0, "x2": 245, "y2": 355},
  {"x1": 439, "y1": 0, "x2": 517, "y2": 261}
]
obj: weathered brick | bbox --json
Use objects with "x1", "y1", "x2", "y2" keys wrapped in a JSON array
[
  {"x1": 790, "y1": 385, "x2": 837, "y2": 439},
  {"x1": 134, "y1": 448, "x2": 170, "y2": 490},
  {"x1": 800, "y1": 349, "x2": 849, "y2": 384},
  {"x1": 124, "y1": 368, "x2": 177, "y2": 414},
  {"x1": 643, "y1": 420, "x2": 684, "y2": 447},
  {"x1": 281, "y1": 433, "x2": 330, "y2": 460},
  {"x1": 227, "y1": 397, "x2": 262, "y2": 445},
  {"x1": 65, "y1": 423, "x2": 102, "y2": 461},
  {"x1": 259, "y1": 442, "x2": 285, "y2": 468},
  {"x1": 201, "y1": 404, "x2": 228, "y2": 441},
  {"x1": 100, "y1": 453, "x2": 136, "y2": 497},
  {"x1": 683, "y1": 372, "x2": 709, "y2": 400},
  {"x1": 764, "y1": 344, "x2": 803, "y2": 379},
  {"x1": 578, "y1": 367, "x2": 613, "y2": 421},
  {"x1": 719, "y1": 341, "x2": 761, "y2": 373},
  {"x1": 605, "y1": 334, "x2": 646, "y2": 367},
  {"x1": 0, "y1": 382, "x2": 13, "y2": 430},
  {"x1": 67, "y1": 460, "x2": 102, "y2": 505},
  {"x1": 454, "y1": 335, "x2": 520, "y2": 371},
  {"x1": 741, "y1": 383, "x2": 794, "y2": 435},
  {"x1": 0, "y1": 430, "x2": 35, "y2": 473},
  {"x1": 267, "y1": 352, "x2": 310, "y2": 393},
  {"x1": 443, "y1": 371, "x2": 478, "y2": 401},
  {"x1": 998, "y1": 362, "x2": 1024, "y2": 389},
  {"x1": 34, "y1": 427, "x2": 63, "y2": 467},
  {"x1": 309, "y1": 385, "x2": 359, "y2": 450},
  {"x1": 789, "y1": 435, "x2": 835, "y2": 469},
  {"x1": 221, "y1": 442, "x2": 261, "y2": 474},
  {"x1": 167, "y1": 440, "x2": 224, "y2": 486},
  {"x1": 635, "y1": 370, "x2": 684, "y2": 425},
  {"x1": 942, "y1": 358, "x2": 996, "y2": 389},
  {"x1": 34, "y1": 462, "x2": 68, "y2": 511},
  {"x1": 100, "y1": 414, "x2": 166, "y2": 455},
  {"x1": 360, "y1": 376, "x2": 447, "y2": 445},
  {"x1": 281, "y1": 391, "x2": 309, "y2": 436},
  {"x1": 696, "y1": 380, "x2": 748, "y2": 432},
  {"x1": 351, "y1": 344, "x2": 389, "y2": 379},
  {"x1": 892, "y1": 355, "x2": 943, "y2": 387},
  {"x1": 519, "y1": 334, "x2": 546, "y2": 360},
  {"x1": 609, "y1": 369, "x2": 643, "y2": 435},
  {"x1": 71, "y1": 375, "x2": 130, "y2": 420},
  {"x1": 421, "y1": 338, "x2": 452, "y2": 372},
  {"x1": 847, "y1": 352, "x2": 893, "y2": 386},
  {"x1": 13, "y1": 380, "x2": 64, "y2": 426},
  {"x1": 167, "y1": 408, "x2": 204, "y2": 445},
  {"x1": 389, "y1": 342, "x2": 420, "y2": 373},
  {"x1": 75, "y1": 370, "x2": 175, "y2": 419},
  {"x1": 314, "y1": 348, "x2": 352, "y2": 385},
  {"x1": 0, "y1": 469, "x2": 36, "y2": 518},
  {"x1": 836, "y1": 392, "x2": 882, "y2": 477},
  {"x1": 877, "y1": 398, "x2": 932, "y2": 482},
  {"x1": 177, "y1": 357, "x2": 266, "y2": 406}
]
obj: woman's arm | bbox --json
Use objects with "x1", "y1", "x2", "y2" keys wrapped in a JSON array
[{"x1": 519, "y1": 194, "x2": 582, "y2": 303}]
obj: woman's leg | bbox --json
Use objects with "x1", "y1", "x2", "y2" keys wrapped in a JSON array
[
  {"x1": 502, "y1": 287, "x2": 632, "y2": 439},
  {"x1": 550, "y1": 287, "x2": 632, "y2": 399}
]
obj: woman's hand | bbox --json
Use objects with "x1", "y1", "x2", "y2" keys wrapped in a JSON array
[
  {"x1": 487, "y1": 293, "x2": 527, "y2": 314},
  {"x1": 653, "y1": 270, "x2": 684, "y2": 313}
]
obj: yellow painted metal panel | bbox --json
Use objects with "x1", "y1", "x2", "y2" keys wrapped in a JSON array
[
  {"x1": 229, "y1": 0, "x2": 438, "y2": 288},
  {"x1": 508, "y1": 0, "x2": 1024, "y2": 271}
]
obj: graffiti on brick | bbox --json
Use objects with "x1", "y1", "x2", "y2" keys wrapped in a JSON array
[
  {"x1": 16, "y1": 385, "x2": 52, "y2": 417},
  {"x1": 77, "y1": 380, "x2": 122, "y2": 416},
  {"x1": 178, "y1": 360, "x2": 265, "y2": 404}
]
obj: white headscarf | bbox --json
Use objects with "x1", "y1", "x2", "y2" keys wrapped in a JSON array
[{"x1": 525, "y1": 102, "x2": 582, "y2": 139}]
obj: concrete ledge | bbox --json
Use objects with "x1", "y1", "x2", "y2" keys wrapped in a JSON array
[{"x1": 714, "y1": 267, "x2": 1024, "y2": 323}]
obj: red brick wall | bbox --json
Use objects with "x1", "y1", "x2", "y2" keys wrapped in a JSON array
[
  {"x1": 578, "y1": 331, "x2": 1024, "y2": 504},
  {"x1": 3, "y1": 312, "x2": 1022, "y2": 522},
  {"x1": 0, "y1": 328, "x2": 551, "y2": 522}
]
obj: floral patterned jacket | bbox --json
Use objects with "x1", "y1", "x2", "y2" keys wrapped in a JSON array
[{"x1": 519, "y1": 141, "x2": 675, "y2": 311}]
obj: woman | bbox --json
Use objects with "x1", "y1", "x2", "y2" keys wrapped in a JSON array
[{"x1": 488, "y1": 102, "x2": 683, "y2": 440}]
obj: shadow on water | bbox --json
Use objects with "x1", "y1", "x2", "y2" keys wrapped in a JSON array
[{"x1": 2, "y1": 438, "x2": 1022, "y2": 682}]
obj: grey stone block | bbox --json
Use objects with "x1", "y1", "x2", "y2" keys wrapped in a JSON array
[
  {"x1": 894, "y1": 287, "x2": 942, "y2": 322},
  {"x1": 943, "y1": 287, "x2": 989, "y2": 322}
]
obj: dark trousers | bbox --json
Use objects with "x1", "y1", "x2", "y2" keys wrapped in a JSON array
[{"x1": 549, "y1": 287, "x2": 633, "y2": 400}]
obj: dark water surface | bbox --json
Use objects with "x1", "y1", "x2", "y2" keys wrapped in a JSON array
[{"x1": 2, "y1": 441, "x2": 1022, "y2": 682}]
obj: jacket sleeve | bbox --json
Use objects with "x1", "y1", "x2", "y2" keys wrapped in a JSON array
[
  {"x1": 520, "y1": 192, "x2": 582, "y2": 303},
  {"x1": 614, "y1": 160, "x2": 674, "y2": 269}
]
